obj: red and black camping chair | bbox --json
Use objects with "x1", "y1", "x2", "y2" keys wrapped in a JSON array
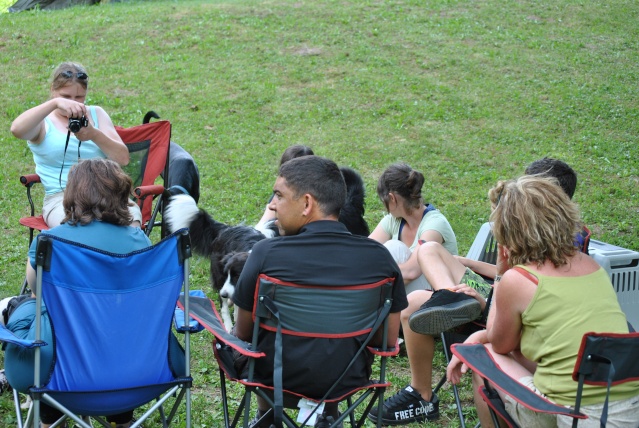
[
  {"x1": 431, "y1": 222, "x2": 593, "y2": 427},
  {"x1": 178, "y1": 274, "x2": 400, "y2": 428},
  {"x1": 19, "y1": 119, "x2": 172, "y2": 240},
  {"x1": 451, "y1": 331, "x2": 639, "y2": 427},
  {"x1": 18, "y1": 120, "x2": 172, "y2": 295}
]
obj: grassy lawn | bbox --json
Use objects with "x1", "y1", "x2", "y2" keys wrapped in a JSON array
[{"x1": 0, "y1": 0, "x2": 638, "y2": 426}]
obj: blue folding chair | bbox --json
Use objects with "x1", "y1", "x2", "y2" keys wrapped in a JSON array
[{"x1": 2, "y1": 229, "x2": 193, "y2": 428}]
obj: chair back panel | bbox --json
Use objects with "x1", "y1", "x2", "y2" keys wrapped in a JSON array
[
  {"x1": 250, "y1": 274, "x2": 395, "y2": 402},
  {"x1": 255, "y1": 274, "x2": 393, "y2": 337},
  {"x1": 38, "y1": 234, "x2": 184, "y2": 394},
  {"x1": 574, "y1": 331, "x2": 639, "y2": 386},
  {"x1": 117, "y1": 120, "x2": 171, "y2": 225}
]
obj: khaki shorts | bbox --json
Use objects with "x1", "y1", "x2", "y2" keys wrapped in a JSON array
[
  {"x1": 383, "y1": 240, "x2": 432, "y2": 294},
  {"x1": 503, "y1": 376, "x2": 639, "y2": 428}
]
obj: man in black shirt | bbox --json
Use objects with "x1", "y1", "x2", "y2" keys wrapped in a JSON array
[{"x1": 233, "y1": 155, "x2": 408, "y2": 427}]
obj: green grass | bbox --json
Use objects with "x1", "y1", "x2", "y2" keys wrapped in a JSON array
[{"x1": 1, "y1": 0, "x2": 638, "y2": 426}]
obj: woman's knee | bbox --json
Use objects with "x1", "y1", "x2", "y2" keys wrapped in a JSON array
[
  {"x1": 416, "y1": 241, "x2": 446, "y2": 267},
  {"x1": 401, "y1": 290, "x2": 433, "y2": 323}
]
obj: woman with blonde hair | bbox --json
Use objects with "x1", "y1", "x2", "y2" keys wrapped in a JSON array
[
  {"x1": 10, "y1": 61, "x2": 140, "y2": 227},
  {"x1": 447, "y1": 175, "x2": 639, "y2": 427}
]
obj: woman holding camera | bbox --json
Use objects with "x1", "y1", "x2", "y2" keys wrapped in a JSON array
[{"x1": 11, "y1": 61, "x2": 138, "y2": 227}]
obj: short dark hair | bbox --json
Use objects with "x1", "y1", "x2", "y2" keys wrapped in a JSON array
[
  {"x1": 279, "y1": 145, "x2": 314, "y2": 166},
  {"x1": 525, "y1": 157, "x2": 577, "y2": 199},
  {"x1": 376, "y1": 162, "x2": 425, "y2": 212},
  {"x1": 278, "y1": 155, "x2": 346, "y2": 217},
  {"x1": 63, "y1": 158, "x2": 134, "y2": 226}
]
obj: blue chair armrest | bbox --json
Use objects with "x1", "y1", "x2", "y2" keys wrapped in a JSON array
[{"x1": 0, "y1": 323, "x2": 47, "y2": 348}]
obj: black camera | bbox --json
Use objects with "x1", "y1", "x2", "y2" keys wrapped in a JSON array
[{"x1": 68, "y1": 116, "x2": 89, "y2": 133}]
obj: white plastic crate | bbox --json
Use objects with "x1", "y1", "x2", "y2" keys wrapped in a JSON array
[{"x1": 589, "y1": 240, "x2": 639, "y2": 330}]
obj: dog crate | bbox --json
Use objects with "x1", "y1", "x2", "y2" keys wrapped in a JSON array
[
  {"x1": 589, "y1": 240, "x2": 639, "y2": 330},
  {"x1": 466, "y1": 222, "x2": 497, "y2": 263}
]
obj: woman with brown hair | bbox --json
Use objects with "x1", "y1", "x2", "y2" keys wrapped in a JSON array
[
  {"x1": 369, "y1": 162, "x2": 458, "y2": 294},
  {"x1": 367, "y1": 162, "x2": 459, "y2": 425},
  {"x1": 6, "y1": 159, "x2": 185, "y2": 428}
]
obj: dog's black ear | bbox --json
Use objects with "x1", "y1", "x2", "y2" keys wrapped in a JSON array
[
  {"x1": 220, "y1": 251, "x2": 238, "y2": 268},
  {"x1": 222, "y1": 251, "x2": 250, "y2": 273}
]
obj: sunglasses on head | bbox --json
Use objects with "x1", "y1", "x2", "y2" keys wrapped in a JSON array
[{"x1": 58, "y1": 70, "x2": 88, "y2": 80}]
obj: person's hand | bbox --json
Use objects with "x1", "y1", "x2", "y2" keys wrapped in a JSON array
[
  {"x1": 449, "y1": 284, "x2": 486, "y2": 309},
  {"x1": 72, "y1": 119, "x2": 97, "y2": 142},
  {"x1": 446, "y1": 353, "x2": 468, "y2": 385},
  {"x1": 446, "y1": 330, "x2": 488, "y2": 384},
  {"x1": 54, "y1": 98, "x2": 87, "y2": 120}
]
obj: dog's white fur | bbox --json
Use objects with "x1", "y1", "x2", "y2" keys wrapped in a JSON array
[
  {"x1": 164, "y1": 194, "x2": 200, "y2": 231},
  {"x1": 219, "y1": 273, "x2": 237, "y2": 332},
  {"x1": 253, "y1": 222, "x2": 277, "y2": 239}
]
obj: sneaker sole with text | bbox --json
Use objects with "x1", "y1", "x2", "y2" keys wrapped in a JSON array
[
  {"x1": 367, "y1": 408, "x2": 439, "y2": 426},
  {"x1": 408, "y1": 299, "x2": 482, "y2": 336}
]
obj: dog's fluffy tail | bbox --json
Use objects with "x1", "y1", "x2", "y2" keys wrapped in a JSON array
[
  {"x1": 165, "y1": 194, "x2": 228, "y2": 257},
  {"x1": 165, "y1": 194, "x2": 200, "y2": 232},
  {"x1": 339, "y1": 166, "x2": 370, "y2": 236},
  {"x1": 254, "y1": 219, "x2": 279, "y2": 238}
]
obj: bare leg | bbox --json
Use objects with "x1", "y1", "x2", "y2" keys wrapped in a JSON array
[
  {"x1": 471, "y1": 343, "x2": 535, "y2": 428},
  {"x1": 402, "y1": 290, "x2": 436, "y2": 400},
  {"x1": 417, "y1": 242, "x2": 467, "y2": 291},
  {"x1": 472, "y1": 370, "x2": 498, "y2": 428}
]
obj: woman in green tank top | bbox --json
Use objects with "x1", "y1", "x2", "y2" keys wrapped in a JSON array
[{"x1": 447, "y1": 175, "x2": 639, "y2": 428}]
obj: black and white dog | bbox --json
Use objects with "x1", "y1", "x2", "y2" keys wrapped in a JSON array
[
  {"x1": 164, "y1": 166, "x2": 369, "y2": 331},
  {"x1": 165, "y1": 195, "x2": 277, "y2": 331}
]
